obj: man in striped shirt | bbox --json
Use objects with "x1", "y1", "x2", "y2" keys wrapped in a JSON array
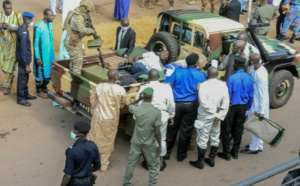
[{"x1": 0, "y1": 0, "x2": 23, "y2": 95}]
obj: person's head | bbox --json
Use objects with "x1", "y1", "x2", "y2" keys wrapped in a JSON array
[
  {"x1": 237, "y1": 32, "x2": 248, "y2": 43},
  {"x1": 70, "y1": 121, "x2": 91, "y2": 140},
  {"x1": 22, "y1": 12, "x2": 35, "y2": 28},
  {"x1": 159, "y1": 51, "x2": 169, "y2": 63},
  {"x1": 148, "y1": 69, "x2": 160, "y2": 81},
  {"x1": 185, "y1": 54, "x2": 199, "y2": 67},
  {"x1": 207, "y1": 67, "x2": 219, "y2": 79},
  {"x1": 3, "y1": 0, "x2": 12, "y2": 16},
  {"x1": 107, "y1": 69, "x2": 119, "y2": 83},
  {"x1": 142, "y1": 87, "x2": 154, "y2": 103},
  {"x1": 121, "y1": 18, "x2": 129, "y2": 27},
  {"x1": 79, "y1": 0, "x2": 95, "y2": 13},
  {"x1": 233, "y1": 56, "x2": 246, "y2": 71},
  {"x1": 232, "y1": 40, "x2": 246, "y2": 56},
  {"x1": 249, "y1": 53, "x2": 261, "y2": 70},
  {"x1": 43, "y1": 9, "x2": 54, "y2": 23}
]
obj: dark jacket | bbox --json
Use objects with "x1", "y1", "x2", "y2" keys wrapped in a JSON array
[
  {"x1": 16, "y1": 25, "x2": 32, "y2": 67},
  {"x1": 115, "y1": 27, "x2": 136, "y2": 57},
  {"x1": 219, "y1": 0, "x2": 241, "y2": 22}
]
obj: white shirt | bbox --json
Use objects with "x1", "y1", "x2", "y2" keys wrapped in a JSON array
[
  {"x1": 138, "y1": 81, "x2": 175, "y2": 123},
  {"x1": 139, "y1": 52, "x2": 162, "y2": 71},
  {"x1": 198, "y1": 78, "x2": 230, "y2": 120},
  {"x1": 62, "y1": 0, "x2": 81, "y2": 27},
  {"x1": 248, "y1": 66, "x2": 269, "y2": 118}
]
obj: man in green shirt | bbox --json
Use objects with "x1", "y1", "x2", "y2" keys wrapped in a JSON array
[
  {"x1": 253, "y1": 0, "x2": 279, "y2": 35},
  {"x1": 123, "y1": 87, "x2": 162, "y2": 186}
]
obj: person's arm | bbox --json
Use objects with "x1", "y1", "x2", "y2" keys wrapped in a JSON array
[
  {"x1": 123, "y1": 30, "x2": 136, "y2": 57},
  {"x1": 73, "y1": 15, "x2": 94, "y2": 36},
  {"x1": 257, "y1": 70, "x2": 268, "y2": 120},
  {"x1": 90, "y1": 87, "x2": 98, "y2": 110},
  {"x1": 61, "y1": 174, "x2": 72, "y2": 186},
  {"x1": 164, "y1": 69, "x2": 176, "y2": 88},
  {"x1": 226, "y1": 77, "x2": 233, "y2": 102},
  {"x1": 34, "y1": 27, "x2": 42, "y2": 65},
  {"x1": 115, "y1": 27, "x2": 120, "y2": 49},
  {"x1": 272, "y1": 8, "x2": 280, "y2": 20},
  {"x1": 218, "y1": 54, "x2": 230, "y2": 71},
  {"x1": 120, "y1": 89, "x2": 127, "y2": 109},
  {"x1": 19, "y1": 31, "x2": 30, "y2": 66},
  {"x1": 92, "y1": 144, "x2": 101, "y2": 171},
  {"x1": 154, "y1": 111, "x2": 162, "y2": 155},
  {"x1": 134, "y1": 54, "x2": 143, "y2": 62},
  {"x1": 219, "y1": 0, "x2": 228, "y2": 16},
  {"x1": 247, "y1": 77, "x2": 254, "y2": 110},
  {"x1": 166, "y1": 85, "x2": 176, "y2": 118}
]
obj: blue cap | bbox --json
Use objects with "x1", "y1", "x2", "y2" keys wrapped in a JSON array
[{"x1": 23, "y1": 12, "x2": 35, "y2": 19}]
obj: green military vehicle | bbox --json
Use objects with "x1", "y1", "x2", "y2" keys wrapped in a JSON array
[
  {"x1": 49, "y1": 9, "x2": 300, "y2": 118},
  {"x1": 145, "y1": 9, "x2": 300, "y2": 108}
]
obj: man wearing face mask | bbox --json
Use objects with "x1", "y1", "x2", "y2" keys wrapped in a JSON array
[
  {"x1": 218, "y1": 40, "x2": 249, "y2": 80},
  {"x1": 115, "y1": 18, "x2": 136, "y2": 58},
  {"x1": 0, "y1": 0, "x2": 23, "y2": 95},
  {"x1": 33, "y1": 9, "x2": 55, "y2": 99},
  {"x1": 88, "y1": 69, "x2": 126, "y2": 172},
  {"x1": 16, "y1": 12, "x2": 36, "y2": 107},
  {"x1": 61, "y1": 121, "x2": 101, "y2": 186},
  {"x1": 64, "y1": 0, "x2": 96, "y2": 76}
]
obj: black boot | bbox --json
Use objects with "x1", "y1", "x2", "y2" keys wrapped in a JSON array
[
  {"x1": 290, "y1": 34, "x2": 296, "y2": 44},
  {"x1": 189, "y1": 147, "x2": 206, "y2": 170},
  {"x1": 160, "y1": 157, "x2": 167, "y2": 171},
  {"x1": 204, "y1": 146, "x2": 218, "y2": 167},
  {"x1": 279, "y1": 33, "x2": 286, "y2": 41}
]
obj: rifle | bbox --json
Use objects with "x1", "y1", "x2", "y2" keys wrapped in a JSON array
[{"x1": 86, "y1": 13, "x2": 105, "y2": 68}]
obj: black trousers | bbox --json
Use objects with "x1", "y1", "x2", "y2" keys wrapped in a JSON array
[
  {"x1": 166, "y1": 101, "x2": 198, "y2": 158},
  {"x1": 276, "y1": 13, "x2": 286, "y2": 36},
  {"x1": 221, "y1": 104, "x2": 247, "y2": 154},
  {"x1": 17, "y1": 72, "x2": 29, "y2": 101}
]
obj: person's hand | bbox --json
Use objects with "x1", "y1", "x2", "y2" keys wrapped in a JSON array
[
  {"x1": 25, "y1": 65, "x2": 31, "y2": 73},
  {"x1": 138, "y1": 93, "x2": 144, "y2": 100},
  {"x1": 156, "y1": 146, "x2": 161, "y2": 156},
  {"x1": 6, "y1": 25, "x2": 12, "y2": 31},
  {"x1": 213, "y1": 118, "x2": 220, "y2": 127},
  {"x1": 36, "y1": 59, "x2": 43, "y2": 66},
  {"x1": 219, "y1": 54, "x2": 226, "y2": 62},
  {"x1": 123, "y1": 54, "x2": 128, "y2": 59},
  {"x1": 127, "y1": 57, "x2": 134, "y2": 64},
  {"x1": 169, "y1": 118, "x2": 174, "y2": 126},
  {"x1": 259, "y1": 114, "x2": 264, "y2": 121},
  {"x1": 216, "y1": 107, "x2": 224, "y2": 113}
]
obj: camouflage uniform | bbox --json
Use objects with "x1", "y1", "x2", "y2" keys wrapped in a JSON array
[
  {"x1": 281, "y1": 0, "x2": 300, "y2": 36},
  {"x1": 64, "y1": 3, "x2": 94, "y2": 75},
  {"x1": 188, "y1": 0, "x2": 216, "y2": 13}
]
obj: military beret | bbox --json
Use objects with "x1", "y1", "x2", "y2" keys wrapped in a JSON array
[
  {"x1": 142, "y1": 87, "x2": 154, "y2": 96},
  {"x1": 74, "y1": 121, "x2": 91, "y2": 133},
  {"x1": 186, "y1": 54, "x2": 199, "y2": 66},
  {"x1": 234, "y1": 56, "x2": 246, "y2": 66},
  {"x1": 23, "y1": 12, "x2": 35, "y2": 19}
]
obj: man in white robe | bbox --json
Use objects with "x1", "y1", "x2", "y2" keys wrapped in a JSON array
[{"x1": 240, "y1": 53, "x2": 269, "y2": 154}]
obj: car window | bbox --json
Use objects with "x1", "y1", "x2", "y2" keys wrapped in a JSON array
[
  {"x1": 161, "y1": 18, "x2": 170, "y2": 32},
  {"x1": 172, "y1": 25, "x2": 204, "y2": 49}
]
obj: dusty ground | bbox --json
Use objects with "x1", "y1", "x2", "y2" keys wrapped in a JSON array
[{"x1": 1, "y1": 0, "x2": 300, "y2": 185}]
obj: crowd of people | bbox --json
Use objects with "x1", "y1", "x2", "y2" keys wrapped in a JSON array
[{"x1": 0, "y1": 0, "x2": 294, "y2": 185}]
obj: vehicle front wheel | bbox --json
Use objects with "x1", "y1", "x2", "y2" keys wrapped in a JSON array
[{"x1": 269, "y1": 70, "x2": 294, "y2": 108}]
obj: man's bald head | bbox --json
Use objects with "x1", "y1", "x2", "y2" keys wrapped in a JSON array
[
  {"x1": 121, "y1": 18, "x2": 129, "y2": 27},
  {"x1": 148, "y1": 69, "x2": 160, "y2": 81},
  {"x1": 249, "y1": 53, "x2": 261, "y2": 70},
  {"x1": 237, "y1": 32, "x2": 248, "y2": 42},
  {"x1": 207, "y1": 67, "x2": 219, "y2": 79},
  {"x1": 232, "y1": 40, "x2": 246, "y2": 55},
  {"x1": 107, "y1": 69, "x2": 119, "y2": 83}
]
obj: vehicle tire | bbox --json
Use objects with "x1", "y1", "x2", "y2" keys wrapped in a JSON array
[
  {"x1": 269, "y1": 70, "x2": 294, "y2": 108},
  {"x1": 146, "y1": 31, "x2": 179, "y2": 64}
]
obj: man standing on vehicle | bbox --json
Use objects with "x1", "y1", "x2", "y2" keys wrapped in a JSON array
[
  {"x1": 115, "y1": 18, "x2": 136, "y2": 58},
  {"x1": 253, "y1": 0, "x2": 279, "y2": 36},
  {"x1": 33, "y1": 9, "x2": 55, "y2": 99},
  {"x1": 61, "y1": 121, "x2": 101, "y2": 186},
  {"x1": 240, "y1": 53, "x2": 269, "y2": 154},
  {"x1": 218, "y1": 40, "x2": 248, "y2": 80},
  {"x1": 123, "y1": 87, "x2": 162, "y2": 186},
  {"x1": 88, "y1": 69, "x2": 126, "y2": 172},
  {"x1": 16, "y1": 12, "x2": 37, "y2": 107},
  {"x1": 219, "y1": 0, "x2": 241, "y2": 22},
  {"x1": 189, "y1": 67, "x2": 229, "y2": 170},
  {"x1": 0, "y1": 0, "x2": 23, "y2": 95},
  {"x1": 217, "y1": 57, "x2": 253, "y2": 161},
  {"x1": 138, "y1": 69, "x2": 175, "y2": 171},
  {"x1": 64, "y1": 0, "x2": 96, "y2": 75},
  {"x1": 164, "y1": 54, "x2": 206, "y2": 162}
]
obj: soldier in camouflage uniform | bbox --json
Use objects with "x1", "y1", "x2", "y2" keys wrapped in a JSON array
[
  {"x1": 279, "y1": 0, "x2": 300, "y2": 43},
  {"x1": 188, "y1": 0, "x2": 216, "y2": 13},
  {"x1": 64, "y1": 0, "x2": 96, "y2": 75},
  {"x1": 140, "y1": 0, "x2": 174, "y2": 9}
]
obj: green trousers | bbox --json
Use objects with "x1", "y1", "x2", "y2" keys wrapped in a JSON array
[{"x1": 124, "y1": 143, "x2": 160, "y2": 186}]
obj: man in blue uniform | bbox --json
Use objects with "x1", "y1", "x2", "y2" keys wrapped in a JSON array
[
  {"x1": 279, "y1": 0, "x2": 300, "y2": 43},
  {"x1": 61, "y1": 121, "x2": 101, "y2": 186},
  {"x1": 164, "y1": 54, "x2": 206, "y2": 162},
  {"x1": 33, "y1": 9, "x2": 55, "y2": 99},
  {"x1": 16, "y1": 12, "x2": 36, "y2": 106},
  {"x1": 217, "y1": 57, "x2": 254, "y2": 161}
]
